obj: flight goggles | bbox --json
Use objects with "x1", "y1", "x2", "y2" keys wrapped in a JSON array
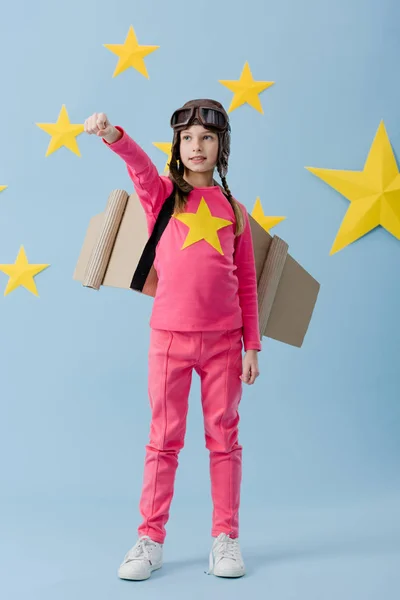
[{"x1": 170, "y1": 106, "x2": 228, "y2": 131}]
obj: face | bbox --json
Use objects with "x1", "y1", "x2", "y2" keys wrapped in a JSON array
[{"x1": 179, "y1": 125, "x2": 219, "y2": 174}]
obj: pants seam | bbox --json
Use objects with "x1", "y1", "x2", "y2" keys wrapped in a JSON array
[
  {"x1": 223, "y1": 331, "x2": 233, "y2": 535},
  {"x1": 147, "y1": 330, "x2": 173, "y2": 537}
]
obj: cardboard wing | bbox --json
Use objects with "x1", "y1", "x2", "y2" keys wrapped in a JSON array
[{"x1": 73, "y1": 189, "x2": 320, "y2": 347}]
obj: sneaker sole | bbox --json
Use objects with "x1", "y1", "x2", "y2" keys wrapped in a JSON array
[
  {"x1": 212, "y1": 567, "x2": 245, "y2": 578},
  {"x1": 118, "y1": 563, "x2": 162, "y2": 581}
]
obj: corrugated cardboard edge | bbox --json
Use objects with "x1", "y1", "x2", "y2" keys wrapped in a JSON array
[{"x1": 82, "y1": 189, "x2": 129, "y2": 289}]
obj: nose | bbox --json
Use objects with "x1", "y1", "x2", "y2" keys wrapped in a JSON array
[{"x1": 192, "y1": 137, "x2": 202, "y2": 152}]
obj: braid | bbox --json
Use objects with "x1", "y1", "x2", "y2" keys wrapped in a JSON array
[
  {"x1": 218, "y1": 167, "x2": 233, "y2": 201},
  {"x1": 217, "y1": 164, "x2": 245, "y2": 236},
  {"x1": 168, "y1": 132, "x2": 192, "y2": 214}
]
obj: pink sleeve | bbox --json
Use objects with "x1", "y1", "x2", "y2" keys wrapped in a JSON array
[
  {"x1": 103, "y1": 126, "x2": 174, "y2": 219},
  {"x1": 233, "y1": 204, "x2": 262, "y2": 352}
]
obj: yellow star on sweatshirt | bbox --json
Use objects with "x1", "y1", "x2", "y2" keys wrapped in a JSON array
[
  {"x1": 0, "y1": 246, "x2": 49, "y2": 296},
  {"x1": 174, "y1": 197, "x2": 233, "y2": 255}
]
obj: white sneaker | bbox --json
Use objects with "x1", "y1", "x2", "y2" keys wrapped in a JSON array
[
  {"x1": 117, "y1": 535, "x2": 163, "y2": 581},
  {"x1": 208, "y1": 533, "x2": 246, "y2": 577}
]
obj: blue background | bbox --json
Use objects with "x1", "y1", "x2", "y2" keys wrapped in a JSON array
[{"x1": 0, "y1": 0, "x2": 399, "y2": 598}]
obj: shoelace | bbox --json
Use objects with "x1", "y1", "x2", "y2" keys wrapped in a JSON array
[
  {"x1": 124, "y1": 537, "x2": 155, "y2": 564},
  {"x1": 214, "y1": 536, "x2": 240, "y2": 561}
]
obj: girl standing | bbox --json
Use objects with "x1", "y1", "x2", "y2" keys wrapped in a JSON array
[{"x1": 84, "y1": 99, "x2": 261, "y2": 580}]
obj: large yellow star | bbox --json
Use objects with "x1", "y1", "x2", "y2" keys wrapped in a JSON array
[
  {"x1": 0, "y1": 246, "x2": 50, "y2": 297},
  {"x1": 174, "y1": 197, "x2": 233, "y2": 255},
  {"x1": 251, "y1": 197, "x2": 286, "y2": 232},
  {"x1": 153, "y1": 142, "x2": 172, "y2": 172},
  {"x1": 104, "y1": 25, "x2": 159, "y2": 79},
  {"x1": 36, "y1": 105, "x2": 84, "y2": 157},
  {"x1": 219, "y1": 61, "x2": 274, "y2": 113},
  {"x1": 0, "y1": 185, "x2": 7, "y2": 193},
  {"x1": 306, "y1": 120, "x2": 400, "y2": 255}
]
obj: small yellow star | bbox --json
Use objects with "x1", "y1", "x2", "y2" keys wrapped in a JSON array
[
  {"x1": 36, "y1": 105, "x2": 84, "y2": 157},
  {"x1": 104, "y1": 24, "x2": 159, "y2": 79},
  {"x1": 219, "y1": 61, "x2": 274, "y2": 113},
  {"x1": 306, "y1": 120, "x2": 400, "y2": 255},
  {"x1": 0, "y1": 246, "x2": 50, "y2": 297},
  {"x1": 153, "y1": 142, "x2": 172, "y2": 172},
  {"x1": 251, "y1": 197, "x2": 286, "y2": 232},
  {"x1": 174, "y1": 197, "x2": 233, "y2": 255},
  {"x1": 0, "y1": 185, "x2": 7, "y2": 193}
]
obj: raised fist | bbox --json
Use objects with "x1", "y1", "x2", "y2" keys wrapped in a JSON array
[{"x1": 84, "y1": 112, "x2": 121, "y2": 143}]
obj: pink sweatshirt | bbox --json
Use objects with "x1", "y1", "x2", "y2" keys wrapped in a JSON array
[{"x1": 104, "y1": 127, "x2": 262, "y2": 352}]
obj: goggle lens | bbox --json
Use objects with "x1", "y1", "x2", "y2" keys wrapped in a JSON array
[
  {"x1": 171, "y1": 107, "x2": 227, "y2": 130},
  {"x1": 199, "y1": 108, "x2": 226, "y2": 128},
  {"x1": 171, "y1": 108, "x2": 193, "y2": 127}
]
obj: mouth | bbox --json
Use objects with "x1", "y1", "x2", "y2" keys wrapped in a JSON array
[{"x1": 190, "y1": 156, "x2": 206, "y2": 163}]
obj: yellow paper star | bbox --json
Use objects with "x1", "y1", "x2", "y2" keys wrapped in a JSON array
[
  {"x1": 104, "y1": 25, "x2": 159, "y2": 79},
  {"x1": 153, "y1": 142, "x2": 172, "y2": 172},
  {"x1": 174, "y1": 197, "x2": 233, "y2": 255},
  {"x1": 306, "y1": 120, "x2": 400, "y2": 255},
  {"x1": 251, "y1": 197, "x2": 286, "y2": 232},
  {"x1": 219, "y1": 61, "x2": 274, "y2": 113},
  {"x1": 36, "y1": 105, "x2": 84, "y2": 157},
  {"x1": 0, "y1": 246, "x2": 50, "y2": 296},
  {"x1": 0, "y1": 185, "x2": 7, "y2": 193}
]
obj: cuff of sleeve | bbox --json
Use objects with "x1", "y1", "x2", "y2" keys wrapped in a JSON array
[
  {"x1": 102, "y1": 125, "x2": 126, "y2": 147},
  {"x1": 244, "y1": 343, "x2": 262, "y2": 352}
]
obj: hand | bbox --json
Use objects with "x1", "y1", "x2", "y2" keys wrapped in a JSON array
[
  {"x1": 240, "y1": 350, "x2": 260, "y2": 385},
  {"x1": 83, "y1": 112, "x2": 121, "y2": 144}
]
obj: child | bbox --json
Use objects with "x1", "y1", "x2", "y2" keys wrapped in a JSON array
[{"x1": 84, "y1": 99, "x2": 261, "y2": 580}]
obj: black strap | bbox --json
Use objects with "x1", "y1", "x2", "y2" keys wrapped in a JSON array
[{"x1": 130, "y1": 187, "x2": 176, "y2": 292}]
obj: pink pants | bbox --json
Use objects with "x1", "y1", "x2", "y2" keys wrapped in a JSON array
[{"x1": 137, "y1": 327, "x2": 244, "y2": 544}]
